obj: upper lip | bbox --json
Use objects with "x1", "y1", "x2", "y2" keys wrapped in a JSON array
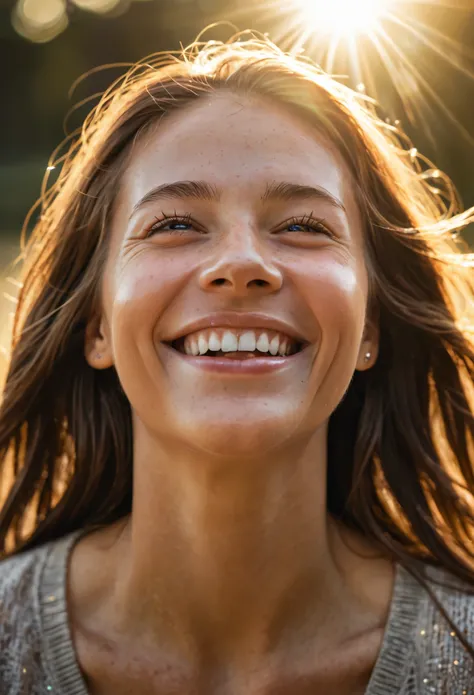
[{"x1": 162, "y1": 312, "x2": 309, "y2": 345}]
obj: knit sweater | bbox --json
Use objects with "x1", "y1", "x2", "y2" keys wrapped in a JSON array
[{"x1": 0, "y1": 531, "x2": 474, "y2": 695}]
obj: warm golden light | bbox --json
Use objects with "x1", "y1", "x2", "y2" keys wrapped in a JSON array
[
  {"x1": 294, "y1": 0, "x2": 393, "y2": 37},
  {"x1": 72, "y1": 0, "x2": 122, "y2": 13},
  {"x1": 12, "y1": 0, "x2": 68, "y2": 43},
  {"x1": 270, "y1": 0, "x2": 473, "y2": 148},
  {"x1": 20, "y1": 0, "x2": 66, "y2": 27}
]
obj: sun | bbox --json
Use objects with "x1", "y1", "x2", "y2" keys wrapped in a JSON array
[{"x1": 294, "y1": 0, "x2": 393, "y2": 37}]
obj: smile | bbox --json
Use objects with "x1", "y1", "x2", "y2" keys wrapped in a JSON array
[{"x1": 168, "y1": 327, "x2": 305, "y2": 360}]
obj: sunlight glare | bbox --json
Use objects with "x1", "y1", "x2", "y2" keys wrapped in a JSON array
[{"x1": 295, "y1": 0, "x2": 393, "y2": 37}]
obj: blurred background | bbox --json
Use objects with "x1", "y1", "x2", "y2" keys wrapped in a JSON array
[{"x1": 1, "y1": 0, "x2": 473, "y2": 384}]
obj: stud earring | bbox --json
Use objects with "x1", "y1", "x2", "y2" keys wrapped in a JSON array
[{"x1": 364, "y1": 351, "x2": 371, "y2": 362}]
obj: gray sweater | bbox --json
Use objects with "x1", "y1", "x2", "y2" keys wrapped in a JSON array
[{"x1": 1, "y1": 531, "x2": 474, "y2": 695}]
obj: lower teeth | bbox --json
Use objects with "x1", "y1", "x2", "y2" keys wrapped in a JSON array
[
  {"x1": 172, "y1": 342, "x2": 300, "y2": 357},
  {"x1": 205, "y1": 350, "x2": 268, "y2": 358}
]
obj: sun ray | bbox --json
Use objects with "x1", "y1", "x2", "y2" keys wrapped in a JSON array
[
  {"x1": 250, "y1": 0, "x2": 473, "y2": 150},
  {"x1": 347, "y1": 35, "x2": 363, "y2": 86},
  {"x1": 367, "y1": 30, "x2": 420, "y2": 122},
  {"x1": 389, "y1": 13, "x2": 474, "y2": 81},
  {"x1": 325, "y1": 36, "x2": 342, "y2": 76},
  {"x1": 226, "y1": 0, "x2": 473, "y2": 153},
  {"x1": 375, "y1": 24, "x2": 474, "y2": 146}
]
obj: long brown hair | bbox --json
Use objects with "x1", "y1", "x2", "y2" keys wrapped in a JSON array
[{"x1": 2, "y1": 29, "x2": 474, "y2": 658}]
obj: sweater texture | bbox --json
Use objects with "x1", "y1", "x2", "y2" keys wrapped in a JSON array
[{"x1": 1, "y1": 531, "x2": 474, "y2": 694}]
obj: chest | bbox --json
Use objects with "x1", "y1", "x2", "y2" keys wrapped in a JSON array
[{"x1": 78, "y1": 629, "x2": 383, "y2": 695}]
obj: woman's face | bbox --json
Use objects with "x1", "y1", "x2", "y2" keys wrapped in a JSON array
[{"x1": 87, "y1": 92, "x2": 377, "y2": 455}]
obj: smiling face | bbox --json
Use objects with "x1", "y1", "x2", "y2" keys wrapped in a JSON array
[{"x1": 85, "y1": 92, "x2": 378, "y2": 456}]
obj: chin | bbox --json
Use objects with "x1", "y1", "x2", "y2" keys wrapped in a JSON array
[{"x1": 175, "y1": 406, "x2": 304, "y2": 458}]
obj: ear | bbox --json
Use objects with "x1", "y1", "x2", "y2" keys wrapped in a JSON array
[
  {"x1": 84, "y1": 312, "x2": 114, "y2": 370},
  {"x1": 355, "y1": 314, "x2": 379, "y2": 372}
]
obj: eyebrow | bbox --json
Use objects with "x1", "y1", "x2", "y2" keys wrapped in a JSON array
[
  {"x1": 129, "y1": 179, "x2": 346, "y2": 219},
  {"x1": 261, "y1": 181, "x2": 346, "y2": 211}
]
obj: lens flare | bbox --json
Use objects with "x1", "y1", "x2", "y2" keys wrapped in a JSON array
[
  {"x1": 262, "y1": 0, "x2": 473, "y2": 148},
  {"x1": 294, "y1": 0, "x2": 393, "y2": 37}
]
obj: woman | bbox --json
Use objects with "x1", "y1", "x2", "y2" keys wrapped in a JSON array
[{"x1": 1, "y1": 31, "x2": 474, "y2": 695}]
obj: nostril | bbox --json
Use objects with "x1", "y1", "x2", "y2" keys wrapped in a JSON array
[{"x1": 209, "y1": 277, "x2": 272, "y2": 289}]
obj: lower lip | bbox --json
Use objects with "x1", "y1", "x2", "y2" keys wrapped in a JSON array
[{"x1": 161, "y1": 344, "x2": 308, "y2": 375}]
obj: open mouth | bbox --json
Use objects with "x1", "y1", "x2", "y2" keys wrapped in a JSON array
[{"x1": 165, "y1": 328, "x2": 306, "y2": 360}]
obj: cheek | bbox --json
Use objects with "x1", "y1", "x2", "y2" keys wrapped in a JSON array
[
  {"x1": 105, "y1": 252, "x2": 189, "y2": 350},
  {"x1": 297, "y1": 258, "x2": 369, "y2": 417},
  {"x1": 297, "y1": 256, "x2": 368, "y2": 348},
  {"x1": 302, "y1": 256, "x2": 366, "y2": 314}
]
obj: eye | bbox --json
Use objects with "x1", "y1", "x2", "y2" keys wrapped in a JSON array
[
  {"x1": 282, "y1": 214, "x2": 333, "y2": 237},
  {"x1": 145, "y1": 213, "x2": 198, "y2": 237}
]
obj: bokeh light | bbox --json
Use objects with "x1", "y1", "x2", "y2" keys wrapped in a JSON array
[
  {"x1": 12, "y1": 0, "x2": 68, "y2": 43},
  {"x1": 10, "y1": 0, "x2": 127, "y2": 42},
  {"x1": 71, "y1": 0, "x2": 123, "y2": 14},
  {"x1": 18, "y1": 0, "x2": 65, "y2": 28}
]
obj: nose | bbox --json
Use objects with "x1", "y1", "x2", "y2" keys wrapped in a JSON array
[{"x1": 198, "y1": 228, "x2": 283, "y2": 297}]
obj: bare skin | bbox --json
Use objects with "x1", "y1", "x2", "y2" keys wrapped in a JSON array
[{"x1": 76, "y1": 92, "x2": 396, "y2": 694}]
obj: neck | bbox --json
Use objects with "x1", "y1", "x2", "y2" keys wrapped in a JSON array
[{"x1": 74, "y1": 423, "x2": 393, "y2": 671}]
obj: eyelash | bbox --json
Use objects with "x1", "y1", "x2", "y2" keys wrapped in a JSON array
[
  {"x1": 145, "y1": 212, "x2": 333, "y2": 238},
  {"x1": 146, "y1": 212, "x2": 194, "y2": 236},
  {"x1": 285, "y1": 214, "x2": 333, "y2": 237}
]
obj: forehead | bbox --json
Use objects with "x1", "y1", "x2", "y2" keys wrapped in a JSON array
[{"x1": 120, "y1": 92, "x2": 360, "y2": 218}]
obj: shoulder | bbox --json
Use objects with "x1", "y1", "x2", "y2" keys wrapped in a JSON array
[
  {"x1": 0, "y1": 542, "x2": 51, "y2": 693},
  {"x1": 0, "y1": 534, "x2": 78, "y2": 694},
  {"x1": 0, "y1": 541, "x2": 51, "y2": 639},
  {"x1": 409, "y1": 563, "x2": 474, "y2": 692},
  {"x1": 423, "y1": 562, "x2": 474, "y2": 618}
]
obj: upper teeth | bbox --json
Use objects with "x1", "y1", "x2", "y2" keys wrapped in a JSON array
[{"x1": 181, "y1": 329, "x2": 297, "y2": 357}]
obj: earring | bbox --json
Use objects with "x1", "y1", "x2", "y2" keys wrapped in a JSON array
[{"x1": 364, "y1": 351, "x2": 371, "y2": 362}]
